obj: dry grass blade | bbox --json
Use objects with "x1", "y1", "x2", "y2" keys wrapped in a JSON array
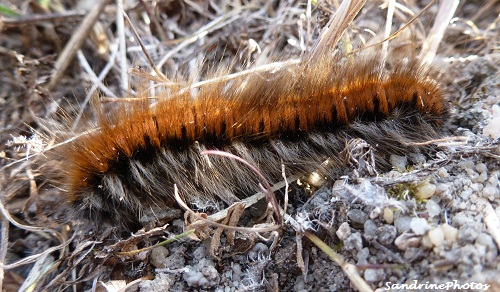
[
  {"x1": 119, "y1": 5, "x2": 169, "y2": 83},
  {"x1": 308, "y1": 0, "x2": 368, "y2": 63},
  {"x1": 208, "y1": 172, "x2": 303, "y2": 222},
  {"x1": 381, "y1": 0, "x2": 396, "y2": 62},
  {"x1": 419, "y1": 0, "x2": 460, "y2": 64},
  {"x1": 116, "y1": 0, "x2": 129, "y2": 91},
  {"x1": 0, "y1": 199, "x2": 8, "y2": 292},
  {"x1": 174, "y1": 185, "x2": 280, "y2": 234},
  {"x1": 2, "y1": 11, "x2": 86, "y2": 26},
  {"x1": 479, "y1": 199, "x2": 500, "y2": 250},
  {"x1": 47, "y1": 0, "x2": 110, "y2": 90},
  {"x1": 355, "y1": 0, "x2": 438, "y2": 53},
  {"x1": 305, "y1": 231, "x2": 373, "y2": 292},
  {"x1": 155, "y1": 6, "x2": 251, "y2": 70},
  {"x1": 72, "y1": 48, "x2": 120, "y2": 130},
  {"x1": 18, "y1": 254, "x2": 55, "y2": 292},
  {"x1": 0, "y1": 196, "x2": 61, "y2": 241},
  {"x1": 2, "y1": 0, "x2": 498, "y2": 290},
  {"x1": 2, "y1": 238, "x2": 71, "y2": 270},
  {"x1": 116, "y1": 229, "x2": 195, "y2": 256}
]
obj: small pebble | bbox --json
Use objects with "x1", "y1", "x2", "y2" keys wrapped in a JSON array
[
  {"x1": 488, "y1": 173, "x2": 498, "y2": 185},
  {"x1": 370, "y1": 207, "x2": 381, "y2": 219},
  {"x1": 482, "y1": 185, "x2": 499, "y2": 201},
  {"x1": 383, "y1": 208, "x2": 394, "y2": 224},
  {"x1": 364, "y1": 269, "x2": 385, "y2": 282},
  {"x1": 476, "y1": 163, "x2": 487, "y2": 173},
  {"x1": 344, "y1": 232, "x2": 363, "y2": 251},
  {"x1": 232, "y1": 263, "x2": 242, "y2": 281},
  {"x1": 467, "y1": 169, "x2": 479, "y2": 181},
  {"x1": 150, "y1": 246, "x2": 170, "y2": 268},
  {"x1": 409, "y1": 153, "x2": 426, "y2": 164},
  {"x1": 437, "y1": 167, "x2": 450, "y2": 178},
  {"x1": 470, "y1": 183, "x2": 483, "y2": 192},
  {"x1": 435, "y1": 183, "x2": 452, "y2": 201},
  {"x1": 336, "y1": 222, "x2": 351, "y2": 241},
  {"x1": 426, "y1": 200, "x2": 441, "y2": 218},
  {"x1": 476, "y1": 171, "x2": 488, "y2": 183},
  {"x1": 458, "y1": 160, "x2": 474, "y2": 170},
  {"x1": 483, "y1": 116, "x2": 500, "y2": 139},
  {"x1": 357, "y1": 247, "x2": 370, "y2": 265},
  {"x1": 441, "y1": 224, "x2": 458, "y2": 242},
  {"x1": 476, "y1": 233, "x2": 498, "y2": 262},
  {"x1": 428, "y1": 227, "x2": 445, "y2": 247},
  {"x1": 403, "y1": 247, "x2": 421, "y2": 261},
  {"x1": 460, "y1": 188, "x2": 473, "y2": 200},
  {"x1": 395, "y1": 233, "x2": 421, "y2": 250},
  {"x1": 248, "y1": 243, "x2": 269, "y2": 261},
  {"x1": 377, "y1": 225, "x2": 397, "y2": 246},
  {"x1": 421, "y1": 234, "x2": 434, "y2": 249},
  {"x1": 183, "y1": 259, "x2": 220, "y2": 288},
  {"x1": 364, "y1": 220, "x2": 377, "y2": 239},
  {"x1": 410, "y1": 217, "x2": 429, "y2": 235},
  {"x1": 348, "y1": 209, "x2": 368, "y2": 226},
  {"x1": 453, "y1": 212, "x2": 474, "y2": 226},
  {"x1": 416, "y1": 183, "x2": 436, "y2": 199},
  {"x1": 394, "y1": 217, "x2": 412, "y2": 234}
]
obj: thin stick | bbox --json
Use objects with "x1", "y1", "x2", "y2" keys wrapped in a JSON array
[
  {"x1": 356, "y1": 0, "x2": 437, "y2": 53},
  {"x1": 47, "y1": 0, "x2": 110, "y2": 90},
  {"x1": 2, "y1": 11, "x2": 86, "y2": 26},
  {"x1": 116, "y1": 0, "x2": 129, "y2": 91},
  {"x1": 155, "y1": 7, "x2": 247, "y2": 70},
  {"x1": 419, "y1": 0, "x2": 459, "y2": 64},
  {"x1": 72, "y1": 46, "x2": 120, "y2": 131},
  {"x1": 308, "y1": 0, "x2": 368, "y2": 63},
  {"x1": 381, "y1": 0, "x2": 396, "y2": 63},
  {"x1": 208, "y1": 172, "x2": 303, "y2": 222},
  {"x1": 174, "y1": 185, "x2": 280, "y2": 233},
  {"x1": 116, "y1": 230, "x2": 195, "y2": 256},
  {"x1": 119, "y1": 6, "x2": 169, "y2": 82},
  {"x1": 305, "y1": 231, "x2": 374, "y2": 292},
  {"x1": 0, "y1": 192, "x2": 9, "y2": 292}
]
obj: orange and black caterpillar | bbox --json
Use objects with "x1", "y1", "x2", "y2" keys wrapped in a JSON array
[{"x1": 59, "y1": 54, "x2": 447, "y2": 229}]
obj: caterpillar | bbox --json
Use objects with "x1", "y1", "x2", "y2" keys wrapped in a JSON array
[{"x1": 58, "y1": 52, "x2": 447, "y2": 230}]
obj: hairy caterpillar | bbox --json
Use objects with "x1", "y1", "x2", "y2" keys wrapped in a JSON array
[{"x1": 59, "y1": 52, "x2": 447, "y2": 229}]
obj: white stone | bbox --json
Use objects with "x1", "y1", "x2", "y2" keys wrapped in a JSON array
[
  {"x1": 428, "y1": 227, "x2": 445, "y2": 247},
  {"x1": 426, "y1": 200, "x2": 441, "y2": 217},
  {"x1": 482, "y1": 185, "x2": 499, "y2": 200},
  {"x1": 476, "y1": 163, "x2": 487, "y2": 173},
  {"x1": 421, "y1": 234, "x2": 434, "y2": 249},
  {"x1": 416, "y1": 183, "x2": 436, "y2": 199},
  {"x1": 410, "y1": 217, "x2": 429, "y2": 235},
  {"x1": 336, "y1": 222, "x2": 351, "y2": 241},
  {"x1": 383, "y1": 208, "x2": 394, "y2": 224},
  {"x1": 441, "y1": 224, "x2": 458, "y2": 242},
  {"x1": 483, "y1": 116, "x2": 500, "y2": 139}
]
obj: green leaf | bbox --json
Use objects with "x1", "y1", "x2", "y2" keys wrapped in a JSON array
[{"x1": 0, "y1": 4, "x2": 20, "y2": 17}]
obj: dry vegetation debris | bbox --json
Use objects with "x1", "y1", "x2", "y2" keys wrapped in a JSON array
[{"x1": 0, "y1": 0, "x2": 499, "y2": 291}]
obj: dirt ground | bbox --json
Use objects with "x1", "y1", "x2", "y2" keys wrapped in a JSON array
[{"x1": 1, "y1": 0, "x2": 499, "y2": 291}]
